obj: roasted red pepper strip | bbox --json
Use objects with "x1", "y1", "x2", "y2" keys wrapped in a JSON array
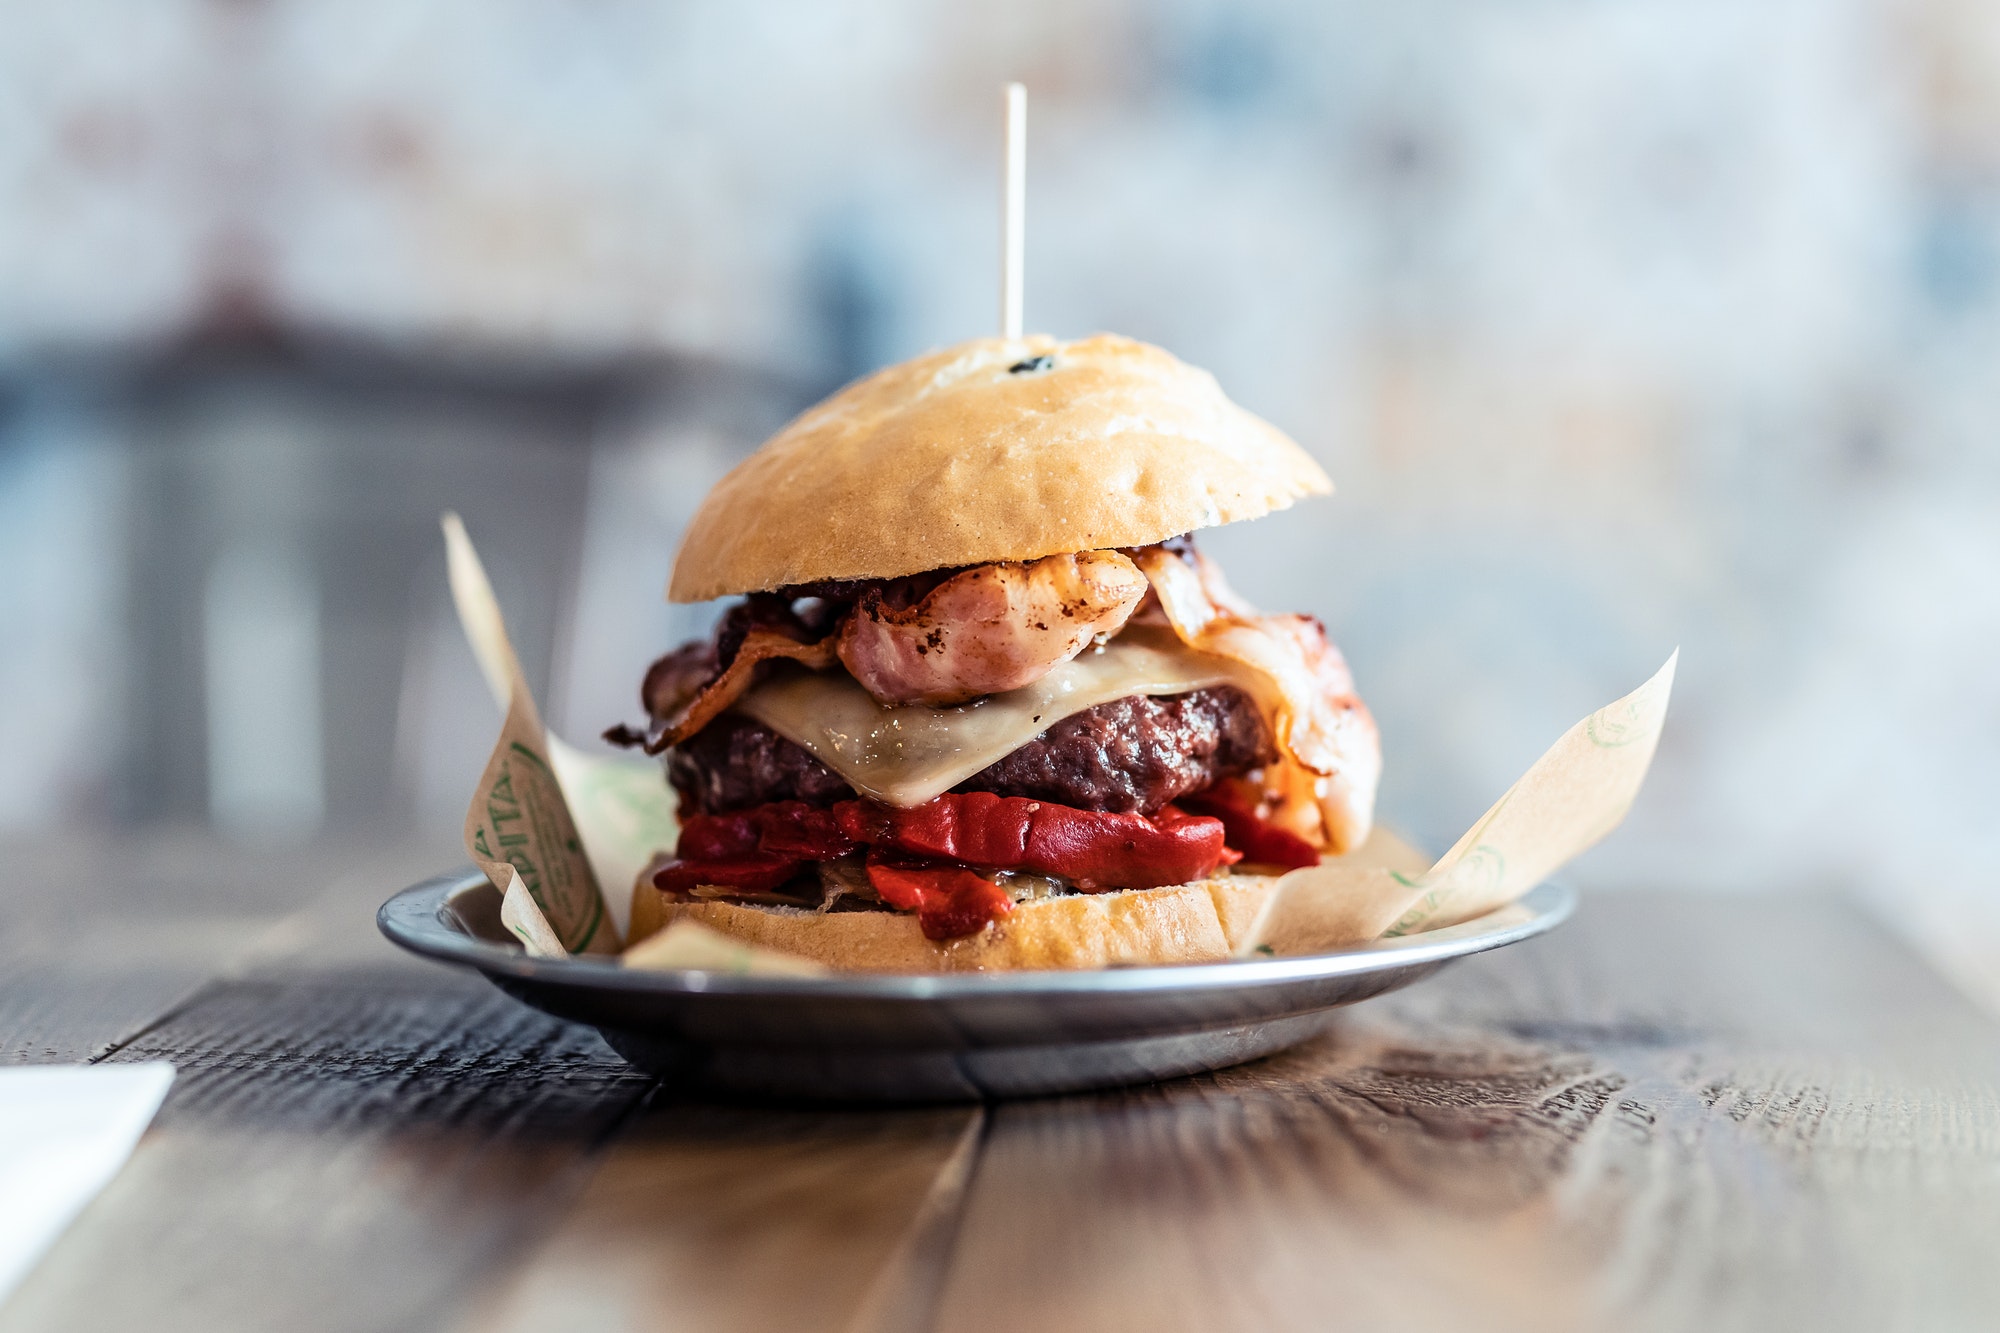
[
  {"x1": 675, "y1": 802, "x2": 854, "y2": 862},
  {"x1": 674, "y1": 811, "x2": 762, "y2": 861},
  {"x1": 1179, "y1": 787, "x2": 1323, "y2": 871},
  {"x1": 864, "y1": 855, "x2": 1015, "y2": 940},
  {"x1": 836, "y1": 793, "x2": 1232, "y2": 889},
  {"x1": 750, "y1": 804, "x2": 854, "y2": 859},
  {"x1": 659, "y1": 802, "x2": 850, "y2": 896},
  {"x1": 659, "y1": 795, "x2": 1236, "y2": 935}
]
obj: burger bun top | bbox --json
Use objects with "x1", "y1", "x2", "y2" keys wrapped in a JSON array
[{"x1": 668, "y1": 333, "x2": 1331, "y2": 603}]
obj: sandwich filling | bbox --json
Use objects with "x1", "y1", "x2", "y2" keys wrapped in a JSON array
[{"x1": 609, "y1": 539, "x2": 1380, "y2": 941}]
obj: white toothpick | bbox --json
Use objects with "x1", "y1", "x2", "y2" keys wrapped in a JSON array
[{"x1": 1001, "y1": 82, "x2": 1026, "y2": 340}]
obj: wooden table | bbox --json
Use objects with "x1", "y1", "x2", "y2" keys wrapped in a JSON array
[{"x1": 4, "y1": 834, "x2": 1998, "y2": 1332}]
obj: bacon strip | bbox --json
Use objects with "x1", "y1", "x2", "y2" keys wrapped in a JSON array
[
  {"x1": 836, "y1": 551, "x2": 1147, "y2": 706},
  {"x1": 1130, "y1": 546, "x2": 1381, "y2": 854},
  {"x1": 635, "y1": 640, "x2": 718, "y2": 728},
  {"x1": 632, "y1": 627, "x2": 836, "y2": 755}
]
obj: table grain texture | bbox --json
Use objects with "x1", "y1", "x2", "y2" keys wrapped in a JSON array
[{"x1": 3, "y1": 835, "x2": 1997, "y2": 1332}]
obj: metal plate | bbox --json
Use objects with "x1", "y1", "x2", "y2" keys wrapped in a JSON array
[{"x1": 379, "y1": 871, "x2": 1575, "y2": 1103}]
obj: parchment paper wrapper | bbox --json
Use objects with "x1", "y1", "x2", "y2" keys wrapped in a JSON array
[
  {"x1": 445, "y1": 514, "x2": 1674, "y2": 969},
  {"x1": 446, "y1": 514, "x2": 822, "y2": 975},
  {"x1": 451, "y1": 514, "x2": 630, "y2": 955},
  {"x1": 1238, "y1": 652, "x2": 1677, "y2": 956}
]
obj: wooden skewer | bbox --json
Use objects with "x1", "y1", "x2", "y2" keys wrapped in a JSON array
[{"x1": 1001, "y1": 82, "x2": 1026, "y2": 340}]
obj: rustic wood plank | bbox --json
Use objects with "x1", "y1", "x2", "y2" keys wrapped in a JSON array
[
  {"x1": 1, "y1": 839, "x2": 995, "y2": 1333},
  {"x1": 0, "y1": 833, "x2": 447, "y2": 1065},
  {"x1": 473, "y1": 1103, "x2": 984, "y2": 1333},
  {"x1": 932, "y1": 892, "x2": 2000, "y2": 1333},
  {"x1": 0, "y1": 922, "x2": 262, "y2": 1065},
  {"x1": 0, "y1": 834, "x2": 284, "y2": 1065},
  {"x1": 10, "y1": 854, "x2": 1998, "y2": 1332},
  {"x1": 0, "y1": 847, "x2": 651, "y2": 1333},
  {"x1": 0, "y1": 963, "x2": 650, "y2": 1333}
]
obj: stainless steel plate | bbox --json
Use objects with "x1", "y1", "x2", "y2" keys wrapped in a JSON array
[{"x1": 379, "y1": 871, "x2": 1574, "y2": 1103}]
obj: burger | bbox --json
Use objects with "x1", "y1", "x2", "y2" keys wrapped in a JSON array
[{"x1": 608, "y1": 334, "x2": 1381, "y2": 971}]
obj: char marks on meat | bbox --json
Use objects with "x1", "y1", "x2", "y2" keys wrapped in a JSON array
[
  {"x1": 668, "y1": 686, "x2": 1274, "y2": 817},
  {"x1": 834, "y1": 551, "x2": 1148, "y2": 706},
  {"x1": 668, "y1": 712, "x2": 857, "y2": 815},
  {"x1": 608, "y1": 558, "x2": 1147, "y2": 749},
  {"x1": 960, "y1": 687, "x2": 1273, "y2": 813}
]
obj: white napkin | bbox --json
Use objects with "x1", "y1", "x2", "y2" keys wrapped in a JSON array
[{"x1": 0, "y1": 1063, "x2": 174, "y2": 1305}]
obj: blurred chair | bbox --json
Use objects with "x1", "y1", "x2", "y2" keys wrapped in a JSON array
[{"x1": 97, "y1": 334, "x2": 802, "y2": 842}]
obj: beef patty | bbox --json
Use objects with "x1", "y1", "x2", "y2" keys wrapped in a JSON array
[{"x1": 668, "y1": 686, "x2": 1274, "y2": 817}]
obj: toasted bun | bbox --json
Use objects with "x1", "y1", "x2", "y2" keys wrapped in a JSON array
[
  {"x1": 668, "y1": 334, "x2": 1331, "y2": 603},
  {"x1": 628, "y1": 873, "x2": 1286, "y2": 972}
]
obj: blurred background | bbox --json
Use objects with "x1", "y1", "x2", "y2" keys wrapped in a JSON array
[{"x1": 3, "y1": 0, "x2": 1997, "y2": 999}]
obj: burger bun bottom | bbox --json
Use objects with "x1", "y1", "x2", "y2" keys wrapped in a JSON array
[{"x1": 628, "y1": 873, "x2": 1289, "y2": 973}]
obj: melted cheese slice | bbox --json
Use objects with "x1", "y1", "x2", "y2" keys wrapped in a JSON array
[{"x1": 733, "y1": 623, "x2": 1267, "y2": 808}]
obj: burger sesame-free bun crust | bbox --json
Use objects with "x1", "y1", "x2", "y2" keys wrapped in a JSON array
[
  {"x1": 668, "y1": 334, "x2": 1331, "y2": 603},
  {"x1": 628, "y1": 873, "x2": 1286, "y2": 972}
]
